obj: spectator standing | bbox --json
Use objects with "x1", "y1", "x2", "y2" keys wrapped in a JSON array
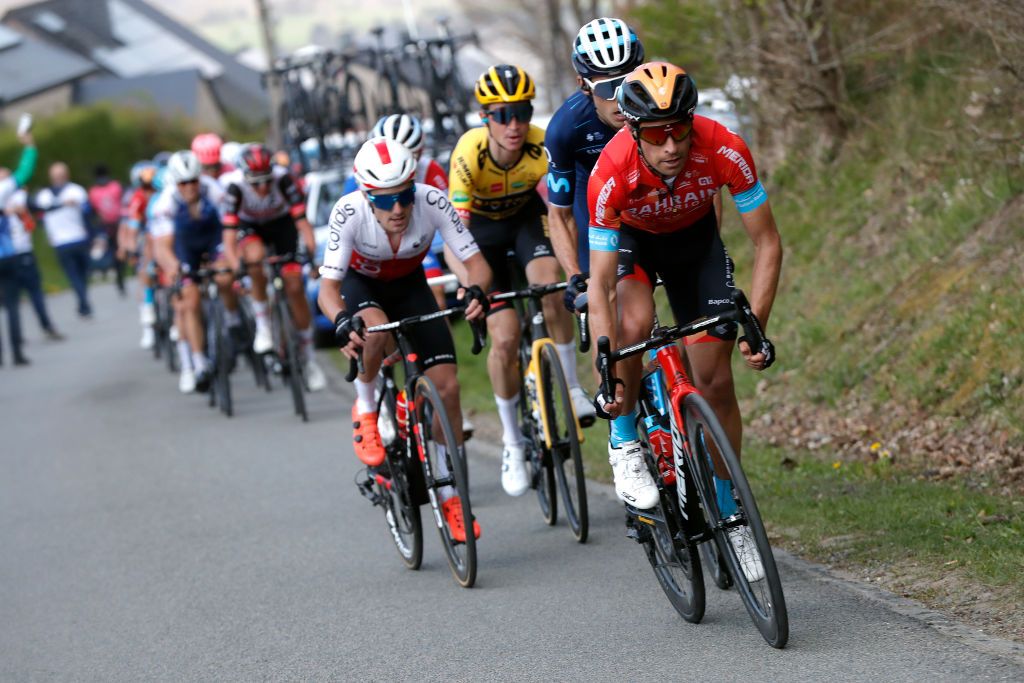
[
  {"x1": 0, "y1": 127, "x2": 38, "y2": 366},
  {"x1": 87, "y1": 164, "x2": 125, "y2": 295},
  {"x1": 0, "y1": 169, "x2": 63, "y2": 345},
  {"x1": 35, "y1": 162, "x2": 93, "y2": 318}
]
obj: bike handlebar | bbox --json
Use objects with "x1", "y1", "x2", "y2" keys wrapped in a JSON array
[
  {"x1": 594, "y1": 289, "x2": 773, "y2": 402},
  {"x1": 343, "y1": 301, "x2": 487, "y2": 383}
]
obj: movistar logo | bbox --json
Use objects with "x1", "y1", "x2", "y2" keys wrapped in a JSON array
[{"x1": 547, "y1": 175, "x2": 571, "y2": 194}]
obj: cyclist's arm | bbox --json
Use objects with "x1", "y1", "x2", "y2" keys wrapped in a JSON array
[
  {"x1": 737, "y1": 201, "x2": 782, "y2": 331},
  {"x1": 585, "y1": 166, "x2": 627, "y2": 377},
  {"x1": 317, "y1": 277, "x2": 344, "y2": 330},
  {"x1": 548, "y1": 204, "x2": 581, "y2": 277},
  {"x1": 446, "y1": 140, "x2": 476, "y2": 285},
  {"x1": 220, "y1": 184, "x2": 243, "y2": 270},
  {"x1": 316, "y1": 198, "x2": 357, "y2": 320},
  {"x1": 280, "y1": 174, "x2": 316, "y2": 258},
  {"x1": 152, "y1": 234, "x2": 178, "y2": 275}
]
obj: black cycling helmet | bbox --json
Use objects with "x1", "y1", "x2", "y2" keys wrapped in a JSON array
[
  {"x1": 617, "y1": 61, "x2": 698, "y2": 125},
  {"x1": 571, "y1": 17, "x2": 645, "y2": 79}
]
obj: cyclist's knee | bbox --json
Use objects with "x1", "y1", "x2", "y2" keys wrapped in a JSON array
[{"x1": 489, "y1": 333, "x2": 518, "y2": 361}]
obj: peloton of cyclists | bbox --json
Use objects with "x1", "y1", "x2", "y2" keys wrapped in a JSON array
[
  {"x1": 318, "y1": 137, "x2": 492, "y2": 541},
  {"x1": 447, "y1": 64, "x2": 596, "y2": 498}
]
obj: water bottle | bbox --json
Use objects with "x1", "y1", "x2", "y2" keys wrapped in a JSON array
[
  {"x1": 378, "y1": 398, "x2": 397, "y2": 446},
  {"x1": 395, "y1": 390, "x2": 409, "y2": 439}
]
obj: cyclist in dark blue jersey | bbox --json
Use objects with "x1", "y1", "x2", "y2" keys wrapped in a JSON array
[{"x1": 545, "y1": 17, "x2": 645, "y2": 293}]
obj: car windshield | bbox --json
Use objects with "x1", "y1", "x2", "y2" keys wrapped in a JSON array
[{"x1": 314, "y1": 178, "x2": 348, "y2": 226}]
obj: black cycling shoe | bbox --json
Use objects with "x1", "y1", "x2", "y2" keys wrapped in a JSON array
[{"x1": 194, "y1": 368, "x2": 212, "y2": 393}]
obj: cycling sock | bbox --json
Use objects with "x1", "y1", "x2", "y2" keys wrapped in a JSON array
[
  {"x1": 555, "y1": 342, "x2": 580, "y2": 389},
  {"x1": 495, "y1": 394, "x2": 523, "y2": 448},
  {"x1": 610, "y1": 410, "x2": 639, "y2": 447},
  {"x1": 715, "y1": 476, "x2": 738, "y2": 518},
  {"x1": 251, "y1": 299, "x2": 268, "y2": 322},
  {"x1": 298, "y1": 326, "x2": 313, "y2": 357},
  {"x1": 435, "y1": 444, "x2": 456, "y2": 503},
  {"x1": 143, "y1": 287, "x2": 154, "y2": 305},
  {"x1": 191, "y1": 351, "x2": 208, "y2": 373},
  {"x1": 354, "y1": 378, "x2": 377, "y2": 414},
  {"x1": 177, "y1": 340, "x2": 192, "y2": 372}
]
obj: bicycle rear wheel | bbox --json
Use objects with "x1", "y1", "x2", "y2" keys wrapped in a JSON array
[
  {"x1": 414, "y1": 375, "x2": 476, "y2": 588},
  {"x1": 683, "y1": 393, "x2": 788, "y2": 648},
  {"x1": 642, "y1": 496, "x2": 706, "y2": 623},
  {"x1": 700, "y1": 539, "x2": 732, "y2": 590},
  {"x1": 274, "y1": 294, "x2": 307, "y2": 422},
  {"x1": 522, "y1": 361, "x2": 556, "y2": 526},
  {"x1": 539, "y1": 343, "x2": 588, "y2": 542}
]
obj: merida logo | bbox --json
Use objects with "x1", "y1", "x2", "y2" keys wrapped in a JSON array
[
  {"x1": 716, "y1": 145, "x2": 754, "y2": 184},
  {"x1": 595, "y1": 176, "x2": 616, "y2": 217}
]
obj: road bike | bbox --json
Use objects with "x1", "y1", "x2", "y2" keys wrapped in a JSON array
[
  {"x1": 348, "y1": 304, "x2": 486, "y2": 587},
  {"x1": 193, "y1": 266, "x2": 237, "y2": 418},
  {"x1": 248, "y1": 252, "x2": 310, "y2": 422},
  {"x1": 594, "y1": 289, "x2": 789, "y2": 648},
  {"x1": 491, "y1": 281, "x2": 590, "y2": 542}
]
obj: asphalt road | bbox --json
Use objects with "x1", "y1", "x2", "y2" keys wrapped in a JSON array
[{"x1": 2, "y1": 285, "x2": 1023, "y2": 681}]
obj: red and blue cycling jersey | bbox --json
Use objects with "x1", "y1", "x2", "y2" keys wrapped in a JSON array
[{"x1": 587, "y1": 115, "x2": 767, "y2": 249}]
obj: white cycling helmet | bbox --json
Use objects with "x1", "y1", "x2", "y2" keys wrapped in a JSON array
[
  {"x1": 352, "y1": 137, "x2": 416, "y2": 191},
  {"x1": 572, "y1": 17, "x2": 645, "y2": 79},
  {"x1": 166, "y1": 150, "x2": 201, "y2": 185},
  {"x1": 220, "y1": 140, "x2": 242, "y2": 167},
  {"x1": 372, "y1": 114, "x2": 425, "y2": 154}
]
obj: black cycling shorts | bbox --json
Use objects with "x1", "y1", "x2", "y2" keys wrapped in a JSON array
[
  {"x1": 469, "y1": 193, "x2": 553, "y2": 302},
  {"x1": 236, "y1": 214, "x2": 299, "y2": 262},
  {"x1": 341, "y1": 269, "x2": 456, "y2": 369},
  {"x1": 617, "y1": 208, "x2": 737, "y2": 342}
]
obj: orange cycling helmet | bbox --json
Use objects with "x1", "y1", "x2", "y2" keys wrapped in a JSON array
[
  {"x1": 475, "y1": 64, "x2": 535, "y2": 105},
  {"x1": 617, "y1": 61, "x2": 698, "y2": 126}
]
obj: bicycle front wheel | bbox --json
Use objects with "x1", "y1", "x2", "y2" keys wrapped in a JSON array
[
  {"x1": 211, "y1": 299, "x2": 233, "y2": 417},
  {"x1": 380, "y1": 384, "x2": 422, "y2": 569},
  {"x1": 275, "y1": 294, "x2": 307, "y2": 422},
  {"x1": 539, "y1": 343, "x2": 588, "y2": 542},
  {"x1": 413, "y1": 375, "x2": 476, "y2": 588},
  {"x1": 684, "y1": 393, "x2": 789, "y2": 648}
]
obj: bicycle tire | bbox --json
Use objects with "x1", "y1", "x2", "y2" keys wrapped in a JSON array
[
  {"x1": 162, "y1": 292, "x2": 178, "y2": 375},
  {"x1": 275, "y1": 294, "x2": 307, "y2": 422},
  {"x1": 643, "y1": 498, "x2": 706, "y2": 623},
  {"x1": 343, "y1": 75, "x2": 369, "y2": 132},
  {"x1": 700, "y1": 539, "x2": 732, "y2": 590},
  {"x1": 211, "y1": 299, "x2": 233, "y2": 417},
  {"x1": 522, "y1": 354, "x2": 556, "y2": 526},
  {"x1": 239, "y1": 301, "x2": 271, "y2": 392},
  {"x1": 379, "y1": 386, "x2": 423, "y2": 569},
  {"x1": 539, "y1": 343, "x2": 588, "y2": 542},
  {"x1": 683, "y1": 393, "x2": 789, "y2": 648},
  {"x1": 413, "y1": 375, "x2": 476, "y2": 588}
]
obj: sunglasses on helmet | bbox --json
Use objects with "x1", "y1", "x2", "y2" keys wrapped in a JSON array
[
  {"x1": 637, "y1": 120, "x2": 693, "y2": 146},
  {"x1": 583, "y1": 74, "x2": 627, "y2": 101},
  {"x1": 486, "y1": 102, "x2": 534, "y2": 125},
  {"x1": 367, "y1": 185, "x2": 416, "y2": 211}
]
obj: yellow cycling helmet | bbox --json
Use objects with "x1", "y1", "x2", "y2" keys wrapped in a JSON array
[{"x1": 475, "y1": 64, "x2": 535, "y2": 105}]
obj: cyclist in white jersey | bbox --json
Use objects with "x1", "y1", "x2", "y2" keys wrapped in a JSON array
[{"x1": 318, "y1": 137, "x2": 491, "y2": 540}]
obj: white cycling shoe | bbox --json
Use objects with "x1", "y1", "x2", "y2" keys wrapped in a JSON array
[
  {"x1": 609, "y1": 439, "x2": 659, "y2": 509},
  {"x1": 139, "y1": 326, "x2": 155, "y2": 350},
  {"x1": 501, "y1": 444, "x2": 530, "y2": 497},
  {"x1": 178, "y1": 368, "x2": 196, "y2": 394},
  {"x1": 139, "y1": 303, "x2": 156, "y2": 326},
  {"x1": 727, "y1": 524, "x2": 766, "y2": 582},
  {"x1": 304, "y1": 357, "x2": 327, "y2": 392},
  {"x1": 253, "y1": 325, "x2": 273, "y2": 354},
  {"x1": 570, "y1": 386, "x2": 597, "y2": 426}
]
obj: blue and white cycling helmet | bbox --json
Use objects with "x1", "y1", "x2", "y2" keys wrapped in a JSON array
[
  {"x1": 372, "y1": 114, "x2": 425, "y2": 154},
  {"x1": 572, "y1": 17, "x2": 645, "y2": 79}
]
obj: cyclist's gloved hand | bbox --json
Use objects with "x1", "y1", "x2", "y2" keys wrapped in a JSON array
[
  {"x1": 592, "y1": 378, "x2": 624, "y2": 420},
  {"x1": 564, "y1": 272, "x2": 588, "y2": 313},
  {"x1": 738, "y1": 335, "x2": 776, "y2": 371},
  {"x1": 334, "y1": 310, "x2": 365, "y2": 353},
  {"x1": 458, "y1": 284, "x2": 490, "y2": 321}
]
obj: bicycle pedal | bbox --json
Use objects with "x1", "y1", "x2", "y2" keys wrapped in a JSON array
[{"x1": 355, "y1": 473, "x2": 384, "y2": 506}]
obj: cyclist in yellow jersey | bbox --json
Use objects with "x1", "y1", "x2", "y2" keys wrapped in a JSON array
[{"x1": 448, "y1": 64, "x2": 596, "y2": 498}]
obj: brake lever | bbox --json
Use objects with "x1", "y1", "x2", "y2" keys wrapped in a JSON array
[{"x1": 344, "y1": 316, "x2": 367, "y2": 382}]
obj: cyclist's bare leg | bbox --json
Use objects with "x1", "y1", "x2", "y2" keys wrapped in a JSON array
[
  {"x1": 179, "y1": 282, "x2": 205, "y2": 356},
  {"x1": 615, "y1": 277, "x2": 656, "y2": 413},
  {"x1": 425, "y1": 363, "x2": 463, "y2": 449},
  {"x1": 282, "y1": 272, "x2": 311, "y2": 329},
  {"x1": 353, "y1": 306, "x2": 389, "y2": 382},
  {"x1": 485, "y1": 307, "x2": 521, "y2": 399},
  {"x1": 685, "y1": 339, "x2": 741, "y2": 478},
  {"x1": 525, "y1": 255, "x2": 574, "y2": 345},
  {"x1": 212, "y1": 257, "x2": 238, "y2": 313},
  {"x1": 241, "y1": 240, "x2": 268, "y2": 301}
]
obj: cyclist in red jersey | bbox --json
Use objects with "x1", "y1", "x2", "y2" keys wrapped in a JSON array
[{"x1": 587, "y1": 62, "x2": 782, "y2": 579}]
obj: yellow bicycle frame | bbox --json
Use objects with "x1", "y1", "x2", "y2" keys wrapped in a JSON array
[{"x1": 526, "y1": 337, "x2": 585, "y2": 449}]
